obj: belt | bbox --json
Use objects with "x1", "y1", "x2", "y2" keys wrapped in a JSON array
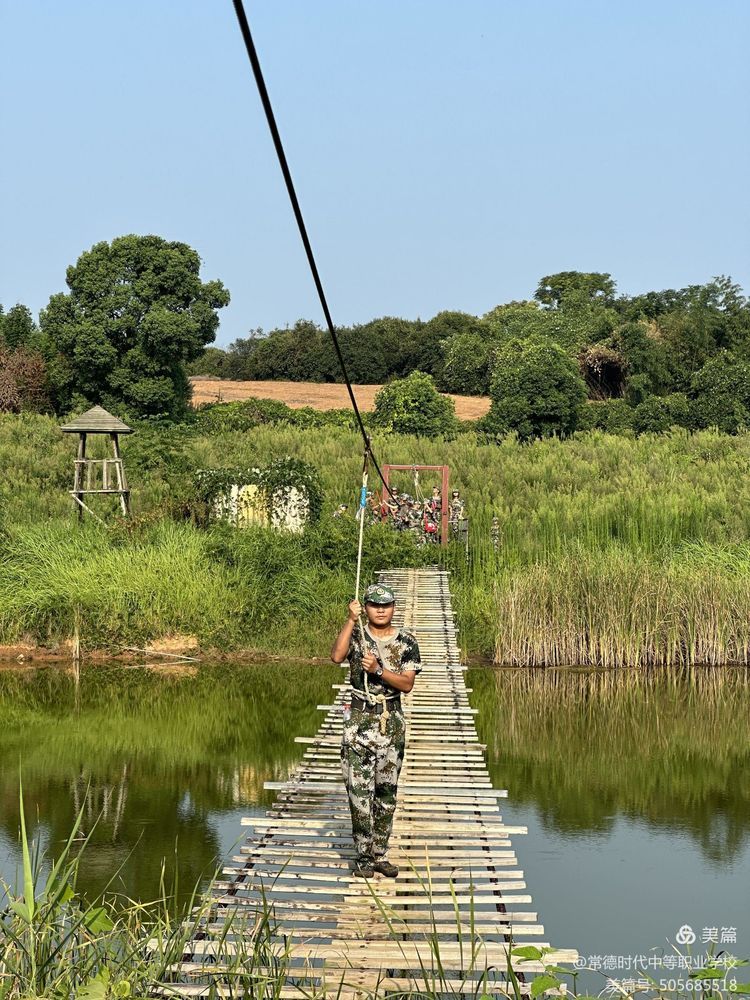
[{"x1": 351, "y1": 691, "x2": 401, "y2": 715}]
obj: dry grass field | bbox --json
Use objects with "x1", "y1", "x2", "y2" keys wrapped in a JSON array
[{"x1": 189, "y1": 377, "x2": 491, "y2": 420}]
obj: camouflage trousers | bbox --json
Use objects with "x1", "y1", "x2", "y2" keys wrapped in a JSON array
[{"x1": 340, "y1": 704, "x2": 406, "y2": 864}]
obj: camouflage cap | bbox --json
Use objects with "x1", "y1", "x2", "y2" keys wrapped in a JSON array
[{"x1": 363, "y1": 583, "x2": 396, "y2": 605}]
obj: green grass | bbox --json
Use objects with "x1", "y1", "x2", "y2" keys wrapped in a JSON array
[{"x1": 5, "y1": 412, "x2": 750, "y2": 664}]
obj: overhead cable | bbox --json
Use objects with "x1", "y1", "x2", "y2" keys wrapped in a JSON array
[{"x1": 230, "y1": 0, "x2": 396, "y2": 500}]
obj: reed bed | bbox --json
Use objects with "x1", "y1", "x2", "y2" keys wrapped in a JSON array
[{"x1": 485, "y1": 546, "x2": 750, "y2": 667}]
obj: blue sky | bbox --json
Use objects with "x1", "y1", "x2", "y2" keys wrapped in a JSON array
[{"x1": 1, "y1": 1, "x2": 748, "y2": 347}]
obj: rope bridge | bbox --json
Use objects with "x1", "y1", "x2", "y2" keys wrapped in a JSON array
[{"x1": 162, "y1": 568, "x2": 578, "y2": 997}]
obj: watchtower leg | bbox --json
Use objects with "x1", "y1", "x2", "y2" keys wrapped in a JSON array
[
  {"x1": 74, "y1": 433, "x2": 87, "y2": 522},
  {"x1": 110, "y1": 433, "x2": 130, "y2": 517}
]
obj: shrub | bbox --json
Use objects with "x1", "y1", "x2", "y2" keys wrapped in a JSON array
[
  {"x1": 193, "y1": 397, "x2": 358, "y2": 435},
  {"x1": 193, "y1": 397, "x2": 297, "y2": 433},
  {"x1": 690, "y1": 351, "x2": 750, "y2": 433},
  {"x1": 371, "y1": 371, "x2": 458, "y2": 437},
  {"x1": 440, "y1": 332, "x2": 495, "y2": 395},
  {"x1": 578, "y1": 399, "x2": 634, "y2": 434},
  {"x1": 631, "y1": 393, "x2": 693, "y2": 435},
  {"x1": 482, "y1": 339, "x2": 587, "y2": 440},
  {"x1": 187, "y1": 346, "x2": 231, "y2": 378}
]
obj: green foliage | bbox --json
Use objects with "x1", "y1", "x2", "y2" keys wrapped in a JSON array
[
  {"x1": 0, "y1": 302, "x2": 37, "y2": 349},
  {"x1": 631, "y1": 393, "x2": 693, "y2": 434},
  {"x1": 239, "y1": 319, "x2": 336, "y2": 382},
  {"x1": 483, "y1": 339, "x2": 587, "y2": 439},
  {"x1": 440, "y1": 331, "x2": 496, "y2": 395},
  {"x1": 231, "y1": 316, "x2": 434, "y2": 385},
  {"x1": 371, "y1": 371, "x2": 458, "y2": 437},
  {"x1": 194, "y1": 396, "x2": 299, "y2": 433},
  {"x1": 193, "y1": 396, "x2": 357, "y2": 434},
  {"x1": 611, "y1": 321, "x2": 674, "y2": 397},
  {"x1": 690, "y1": 351, "x2": 750, "y2": 432},
  {"x1": 217, "y1": 329, "x2": 264, "y2": 379},
  {"x1": 39, "y1": 234, "x2": 230, "y2": 419},
  {"x1": 186, "y1": 346, "x2": 231, "y2": 377},
  {"x1": 534, "y1": 271, "x2": 617, "y2": 309},
  {"x1": 483, "y1": 295, "x2": 616, "y2": 356},
  {"x1": 577, "y1": 398, "x2": 634, "y2": 434},
  {"x1": 656, "y1": 278, "x2": 750, "y2": 390},
  {"x1": 401, "y1": 310, "x2": 483, "y2": 380}
]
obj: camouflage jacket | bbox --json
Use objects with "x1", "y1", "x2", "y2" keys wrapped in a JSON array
[{"x1": 347, "y1": 622, "x2": 422, "y2": 697}]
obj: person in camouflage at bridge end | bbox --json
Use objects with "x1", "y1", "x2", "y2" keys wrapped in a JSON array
[{"x1": 330, "y1": 583, "x2": 422, "y2": 879}]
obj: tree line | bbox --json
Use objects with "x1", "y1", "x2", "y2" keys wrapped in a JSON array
[
  {"x1": 190, "y1": 270, "x2": 750, "y2": 437},
  {"x1": 2, "y1": 232, "x2": 749, "y2": 438}
]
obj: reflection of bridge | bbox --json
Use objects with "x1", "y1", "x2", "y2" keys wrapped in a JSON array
[{"x1": 168, "y1": 568, "x2": 577, "y2": 996}]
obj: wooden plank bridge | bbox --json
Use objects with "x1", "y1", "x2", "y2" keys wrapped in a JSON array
[{"x1": 165, "y1": 568, "x2": 577, "y2": 997}]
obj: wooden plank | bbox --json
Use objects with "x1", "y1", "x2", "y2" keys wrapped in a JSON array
[
  {"x1": 198, "y1": 910, "x2": 540, "y2": 927},
  {"x1": 220, "y1": 866, "x2": 526, "y2": 884},
  {"x1": 181, "y1": 939, "x2": 577, "y2": 963},
  {"x1": 237, "y1": 845, "x2": 518, "y2": 862}
]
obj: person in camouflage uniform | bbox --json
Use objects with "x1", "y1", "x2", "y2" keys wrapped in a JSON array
[{"x1": 330, "y1": 583, "x2": 422, "y2": 879}]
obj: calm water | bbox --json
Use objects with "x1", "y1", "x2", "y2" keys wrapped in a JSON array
[{"x1": 1, "y1": 662, "x2": 748, "y2": 988}]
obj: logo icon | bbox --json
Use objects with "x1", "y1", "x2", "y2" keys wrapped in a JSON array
[{"x1": 676, "y1": 925, "x2": 696, "y2": 944}]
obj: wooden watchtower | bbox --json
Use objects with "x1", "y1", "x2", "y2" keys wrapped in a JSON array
[{"x1": 60, "y1": 406, "x2": 133, "y2": 519}]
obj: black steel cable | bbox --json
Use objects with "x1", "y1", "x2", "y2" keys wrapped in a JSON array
[{"x1": 230, "y1": 0, "x2": 396, "y2": 500}]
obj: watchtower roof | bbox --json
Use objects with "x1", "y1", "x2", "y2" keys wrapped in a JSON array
[{"x1": 60, "y1": 406, "x2": 133, "y2": 434}]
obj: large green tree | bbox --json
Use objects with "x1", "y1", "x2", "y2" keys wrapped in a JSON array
[
  {"x1": 40, "y1": 235, "x2": 230, "y2": 417},
  {"x1": 535, "y1": 271, "x2": 616, "y2": 309}
]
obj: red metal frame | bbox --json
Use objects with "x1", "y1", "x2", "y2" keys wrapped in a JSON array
[{"x1": 381, "y1": 464, "x2": 450, "y2": 546}]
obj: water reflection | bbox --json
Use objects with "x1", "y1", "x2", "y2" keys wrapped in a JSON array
[
  {"x1": 0, "y1": 661, "x2": 340, "y2": 904},
  {"x1": 468, "y1": 666, "x2": 750, "y2": 868},
  {"x1": 1, "y1": 661, "x2": 748, "y2": 920}
]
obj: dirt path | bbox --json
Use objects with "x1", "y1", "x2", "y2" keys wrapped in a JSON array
[{"x1": 189, "y1": 377, "x2": 490, "y2": 420}]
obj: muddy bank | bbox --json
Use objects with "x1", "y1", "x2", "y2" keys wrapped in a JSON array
[{"x1": 0, "y1": 635, "x2": 329, "y2": 668}]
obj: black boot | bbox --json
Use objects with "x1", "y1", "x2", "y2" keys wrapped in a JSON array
[
  {"x1": 352, "y1": 858, "x2": 375, "y2": 878},
  {"x1": 373, "y1": 858, "x2": 399, "y2": 878}
]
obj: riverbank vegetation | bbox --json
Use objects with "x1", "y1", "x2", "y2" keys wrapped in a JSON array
[{"x1": 4, "y1": 411, "x2": 750, "y2": 665}]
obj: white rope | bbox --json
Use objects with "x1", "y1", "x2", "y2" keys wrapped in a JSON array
[
  {"x1": 352, "y1": 454, "x2": 389, "y2": 732},
  {"x1": 353, "y1": 454, "x2": 374, "y2": 704},
  {"x1": 351, "y1": 453, "x2": 398, "y2": 733}
]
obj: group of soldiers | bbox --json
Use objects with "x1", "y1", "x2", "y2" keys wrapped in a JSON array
[{"x1": 334, "y1": 486, "x2": 468, "y2": 546}]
